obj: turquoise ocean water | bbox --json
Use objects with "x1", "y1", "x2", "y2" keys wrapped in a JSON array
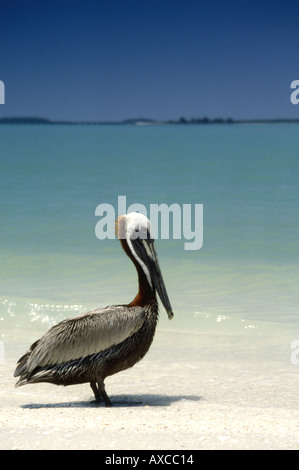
[{"x1": 1, "y1": 124, "x2": 299, "y2": 365}]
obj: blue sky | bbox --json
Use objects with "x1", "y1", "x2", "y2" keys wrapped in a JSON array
[{"x1": 1, "y1": 0, "x2": 299, "y2": 121}]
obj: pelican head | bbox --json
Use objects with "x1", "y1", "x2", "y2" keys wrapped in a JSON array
[{"x1": 116, "y1": 212, "x2": 174, "y2": 320}]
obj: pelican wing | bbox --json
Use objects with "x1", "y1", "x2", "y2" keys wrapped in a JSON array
[{"x1": 26, "y1": 306, "x2": 146, "y2": 373}]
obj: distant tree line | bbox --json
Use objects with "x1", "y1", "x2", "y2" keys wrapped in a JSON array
[
  {"x1": 0, "y1": 116, "x2": 298, "y2": 125},
  {"x1": 169, "y1": 117, "x2": 234, "y2": 124}
]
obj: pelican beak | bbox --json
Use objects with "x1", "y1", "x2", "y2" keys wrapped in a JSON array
[
  {"x1": 135, "y1": 237, "x2": 174, "y2": 320},
  {"x1": 151, "y1": 259, "x2": 174, "y2": 320}
]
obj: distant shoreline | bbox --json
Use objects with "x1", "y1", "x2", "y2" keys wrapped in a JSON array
[{"x1": 0, "y1": 116, "x2": 299, "y2": 125}]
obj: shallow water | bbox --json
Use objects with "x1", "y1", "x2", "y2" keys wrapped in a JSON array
[{"x1": 0, "y1": 123, "x2": 299, "y2": 371}]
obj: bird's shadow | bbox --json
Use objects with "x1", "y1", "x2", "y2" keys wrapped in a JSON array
[{"x1": 21, "y1": 394, "x2": 202, "y2": 409}]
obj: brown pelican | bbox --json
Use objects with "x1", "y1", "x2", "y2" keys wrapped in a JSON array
[{"x1": 14, "y1": 212, "x2": 174, "y2": 406}]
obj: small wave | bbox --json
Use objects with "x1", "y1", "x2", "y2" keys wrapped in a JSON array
[
  {"x1": 27, "y1": 302, "x2": 84, "y2": 326},
  {"x1": 0, "y1": 297, "x2": 88, "y2": 331}
]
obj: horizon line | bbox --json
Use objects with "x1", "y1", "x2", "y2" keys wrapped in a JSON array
[{"x1": 1, "y1": 116, "x2": 299, "y2": 125}]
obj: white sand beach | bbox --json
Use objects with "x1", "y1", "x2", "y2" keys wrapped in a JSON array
[{"x1": 1, "y1": 329, "x2": 299, "y2": 451}]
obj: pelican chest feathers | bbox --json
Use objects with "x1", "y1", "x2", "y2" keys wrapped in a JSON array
[{"x1": 14, "y1": 212, "x2": 174, "y2": 406}]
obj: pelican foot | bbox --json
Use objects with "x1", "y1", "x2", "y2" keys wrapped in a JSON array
[
  {"x1": 90, "y1": 381, "x2": 112, "y2": 407},
  {"x1": 90, "y1": 381, "x2": 100, "y2": 399},
  {"x1": 97, "y1": 381, "x2": 112, "y2": 407}
]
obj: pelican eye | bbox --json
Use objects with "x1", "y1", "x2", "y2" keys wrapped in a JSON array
[{"x1": 134, "y1": 226, "x2": 148, "y2": 238}]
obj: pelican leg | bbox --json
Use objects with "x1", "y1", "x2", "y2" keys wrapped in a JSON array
[
  {"x1": 90, "y1": 381, "x2": 102, "y2": 403},
  {"x1": 97, "y1": 380, "x2": 112, "y2": 407}
]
